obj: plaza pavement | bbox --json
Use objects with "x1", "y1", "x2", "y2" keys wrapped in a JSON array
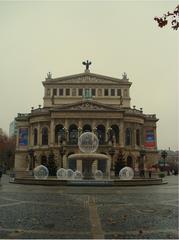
[{"x1": 0, "y1": 174, "x2": 178, "y2": 239}]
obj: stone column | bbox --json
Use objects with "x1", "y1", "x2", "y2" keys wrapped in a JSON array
[
  {"x1": 64, "y1": 119, "x2": 69, "y2": 142},
  {"x1": 92, "y1": 120, "x2": 96, "y2": 129},
  {"x1": 63, "y1": 154, "x2": 67, "y2": 168},
  {"x1": 119, "y1": 121, "x2": 124, "y2": 147},
  {"x1": 29, "y1": 126, "x2": 33, "y2": 147},
  {"x1": 92, "y1": 120, "x2": 97, "y2": 135},
  {"x1": 141, "y1": 128, "x2": 144, "y2": 147},
  {"x1": 133, "y1": 128, "x2": 136, "y2": 148},
  {"x1": 37, "y1": 123, "x2": 40, "y2": 146},
  {"x1": 78, "y1": 119, "x2": 82, "y2": 137},
  {"x1": 50, "y1": 119, "x2": 55, "y2": 147},
  {"x1": 106, "y1": 120, "x2": 110, "y2": 143},
  {"x1": 77, "y1": 159, "x2": 82, "y2": 173}
]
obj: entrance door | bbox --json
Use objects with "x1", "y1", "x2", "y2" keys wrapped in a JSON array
[{"x1": 127, "y1": 156, "x2": 133, "y2": 168}]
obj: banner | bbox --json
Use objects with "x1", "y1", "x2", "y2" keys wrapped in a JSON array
[
  {"x1": 144, "y1": 129, "x2": 155, "y2": 148},
  {"x1": 19, "y1": 128, "x2": 28, "y2": 146}
]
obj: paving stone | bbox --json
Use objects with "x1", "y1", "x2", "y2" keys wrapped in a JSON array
[{"x1": 0, "y1": 174, "x2": 178, "y2": 239}]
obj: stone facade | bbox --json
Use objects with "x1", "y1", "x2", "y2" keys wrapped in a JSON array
[{"x1": 15, "y1": 69, "x2": 159, "y2": 175}]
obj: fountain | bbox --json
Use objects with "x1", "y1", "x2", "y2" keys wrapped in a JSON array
[
  {"x1": 13, "y1": 132, "x2": 163, "y2": 186},
  {"x1": 68, "y1": 132, "x2": 110, "y2": 180}
]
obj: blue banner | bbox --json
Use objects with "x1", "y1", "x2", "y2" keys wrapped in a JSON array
[
  {"x1": 19, "y1": 128, "x2": 28, "y2": 146},
  {"x1": 144, "y1": 129, "x2": 155, "y2": 147}
]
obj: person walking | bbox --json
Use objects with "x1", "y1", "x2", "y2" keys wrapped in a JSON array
[
  {"x1": 0, "y1": 165, "x2": 3, "y2": 186},
  {"x1": 149, "y1": 169, "x2": 152, "y2": 178}
]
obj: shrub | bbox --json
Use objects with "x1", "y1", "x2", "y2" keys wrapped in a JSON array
[{"x1": 158, "y1": 173, "x2": 165, "y2": 178}]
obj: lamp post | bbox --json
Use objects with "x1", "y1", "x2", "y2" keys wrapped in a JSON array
[
  {"x1": 107, "y1": 127, "x2": 113, "y2": 145},
  {"x1": 161, "y1": 150, "x2": 168, "y2": 168},
  {"x1": 59, "y1": 141, "x2": 66, "y2": 168},
  {"x1": 109, "y1": 146, "x2": 115, "y2": 171},
  {"x1": 139, "y1": 149, "x2": 146, "y2": 177}
]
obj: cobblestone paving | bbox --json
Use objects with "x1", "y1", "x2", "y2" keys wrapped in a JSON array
[{"x1": 0, "y1": 175, "x2": 178, "y2": 239}]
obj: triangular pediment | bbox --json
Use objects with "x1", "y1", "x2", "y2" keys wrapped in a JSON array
[
  {"x1": 44, "y1": 72, "x2": 130, "y2": 85},
  {"x1": 50, "y1": 100, "x2": 122, "y2": 112}
]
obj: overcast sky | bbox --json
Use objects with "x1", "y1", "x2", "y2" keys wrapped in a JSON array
[{"x1": 0, "y1": 0, "x2": 178, "y2": 150}]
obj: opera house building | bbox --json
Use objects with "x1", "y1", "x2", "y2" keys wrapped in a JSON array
[{"x1": 15, "y1": 62, "x2": 158, "y2": 176}]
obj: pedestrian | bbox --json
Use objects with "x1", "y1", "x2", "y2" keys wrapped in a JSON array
[
  {"x1": 0, "y1": 165, "x2": 3, "y2": 186},
  {"x1": 140, "y1": 169, "x2": 145, "y2": 178},
  {"x1": 149, "y1": 169, "x2": 152, "y2": 178}
]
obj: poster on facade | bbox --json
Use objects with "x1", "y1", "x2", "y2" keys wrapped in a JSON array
[
  {"x1": 19, "y1": 128, "x2": 28, "y2": 146},
  {"x1": 144, "y1": 129, "x2": 155, "y2": 148}
]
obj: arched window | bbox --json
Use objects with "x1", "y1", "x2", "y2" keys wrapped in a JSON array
[
  {"x1": 33, "y1": 128, "x2": 38, "y2": 146},
  {"x1": 97, "y1": 124, "x2": 105, "y2": 145},
  {"x1": 136, "y1": 129, "x2": 140, "y2": 146},
  {"x1": 83, "y1": 124, "x2": 92, "y2": 132},
  {"x1": 125, "y1": 128, "x2": 132, "y2": 146},
  {"x1": 69, "y1": 124, "x2": 78, "y2": 145},
  {"x1": 55, "y1": 124, "x2": 64, "y2": 144},
  {"x1": 42, "y1": 127, "x2": 48, "y2": 145},
  {"x1": 111, "y1": 125, "x2": 119, "y2": 144}
]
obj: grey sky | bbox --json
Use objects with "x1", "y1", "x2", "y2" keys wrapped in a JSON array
[{"x1": 0, "y1": 1, "x2": 178, "y2": 150}]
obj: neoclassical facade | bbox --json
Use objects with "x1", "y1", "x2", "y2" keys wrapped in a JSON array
[{"x1": 15, "y1": 64, "x2": 159, "y2": 175}]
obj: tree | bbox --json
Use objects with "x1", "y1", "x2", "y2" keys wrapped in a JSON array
[
  {"x1": 154, "y1": 5, "x2": 179, "y2": 30},
  {"x1": 0, "y1": 131, "x2": 16, "y2": 170},
  {"x1": 47, "y1": 150, "x2": 57, "y2": 176}
]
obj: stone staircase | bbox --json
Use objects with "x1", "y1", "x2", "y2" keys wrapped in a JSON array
[{"x1": 14, "y1": 170, "x2": 33, "y2": 179}]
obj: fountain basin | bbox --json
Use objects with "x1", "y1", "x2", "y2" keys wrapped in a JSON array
[
  {"x1": 68, "y1": 153, "x2": 109, "y2": 161},
  {"x1": 68, "y1": 153, "x2": 109, "y2": 179}
]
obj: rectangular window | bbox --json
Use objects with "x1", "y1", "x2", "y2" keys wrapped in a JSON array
[
  {"x1": 66, "y1": 88, "x2": 70, "y2": 96},
  {"x1": 72, "y1": 88, "x2": 76, "y2": 96},
  {"x1": 59, "y1": 88, "x2": 63, "y2": 96},
  {"x1": 117, "y1": 89, "x2": 121, "y2": 96},
  {"x1": 47, "y1": 89, "x2": 50, "y2": 96},
  {"x1": 104, "y1": 89, "x2": 109, "y2": 96},
  {"x1": 53, "y1": 88, "x2": 57, "y2": 96},
  {"x1": 111, "y1": 89, "x2": 115, "y2": 96},
  {"x1": 78, "y1": 88, "x2": 83, "y2": 96},
  {"x1": 92, "y1": 89, "x2": 96, "y2": 96},
  {"x1": 97, "y1": 88, "x2": 102, "y2": 96}
]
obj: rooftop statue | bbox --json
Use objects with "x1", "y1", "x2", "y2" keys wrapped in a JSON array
[
  {"x1": 82, "y1": 60, "x2": 92, "y2": 71},
  {"x1": 122, "y1": 72, "x2": 128, "y2": 80},
  {"x1": 47, "y1": 72, "x2": 52, "y2": 79}
]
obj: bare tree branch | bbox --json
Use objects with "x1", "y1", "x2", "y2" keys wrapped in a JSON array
[{"x1": 154, "y1": 5, "x2": 179, "y2": 30}]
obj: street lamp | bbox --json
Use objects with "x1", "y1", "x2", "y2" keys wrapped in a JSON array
[
  {"x1": 139, "y1": 149, "x2": 146, "y2": 177},
  {"x1": 108, "y1": 146, "x2": 115, "y2": 171},
  {"x1": 161, "y1": 150, "x2": 168, "y2": 168},
  {"x1": 59, "y1": 141, "x2": 66, "y2": 168},
  {"x1": 28, "y1": 149, "x2": 35, "y2": 170},
  {"x1": 107, "y1": 127, "x2": 113, "y2": 145}
]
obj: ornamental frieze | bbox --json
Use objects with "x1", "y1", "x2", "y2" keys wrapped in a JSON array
[
  {"x1": 52, "y1": 76, "x2": 120, "y2": 85},
  {"x1": 70, "y1": 102, "x2": 105, "y2": 110}
]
